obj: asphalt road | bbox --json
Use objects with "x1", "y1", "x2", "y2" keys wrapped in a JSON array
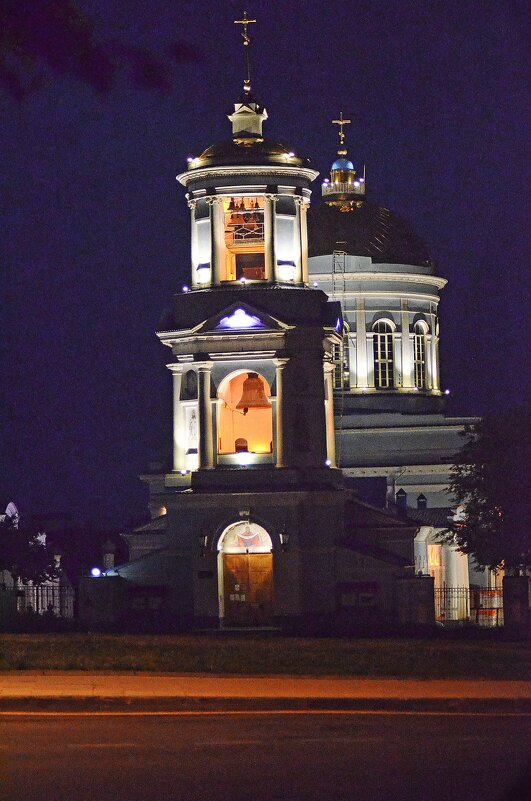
[{"x1": 1, "y1": 711, "x2": 529, "y2": 801}]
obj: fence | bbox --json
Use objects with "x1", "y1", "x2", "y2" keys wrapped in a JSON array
[
  {"x1": 434, "y1": 587, "x2": 504, "y2": 627},
  {"x1": 16, "y1": 584, "x2": 75, "y2": 619}
]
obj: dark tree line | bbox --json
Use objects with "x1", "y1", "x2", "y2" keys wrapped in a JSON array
[{"x1": 443, "y1": 403, "x2": 530, "y2": 573}]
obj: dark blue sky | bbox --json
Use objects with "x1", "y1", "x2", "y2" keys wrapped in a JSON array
[{"x1": 1, "y1": 0, "x2": 529, "y2": 526}]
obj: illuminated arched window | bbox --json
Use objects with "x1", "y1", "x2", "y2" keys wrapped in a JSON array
[
  {"x1": 217, "y1": 372, "x2": 273, "y2": 455},
  {"x1": 373, "y1": 320, "x2": 394, "y2": 389},
  {"x1": 413, "y1": 321, "x2": 428, "y2": 389}
]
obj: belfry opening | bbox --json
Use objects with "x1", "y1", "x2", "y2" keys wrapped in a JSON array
[{"x1": 217, "y1": 371, "x2": 273, "y2": 456}]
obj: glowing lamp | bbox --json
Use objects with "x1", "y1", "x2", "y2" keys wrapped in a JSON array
[
  {"x1": 313, "y1": 281, "x2": 319, "y2": 287},
  {"x1": 279, "y1": 530, "x2": 291, "y2": 551},
  {"x1": 325, "y1": 459, "x2": 332, "y2": 467},
  {"x1": 187, "y1": 157, "x2": 193, "y2": 163},
  {"x1": 354, "y1": 181, "x2": 360, "y2": 187},
  {"x1": 182, "y1": 285, "x2": 190, "y2": 293},
  {"x1": 444, "y1": 389, "x2": 451, "y2": 395},
  {"x1": 287, "y1": 152, "x2": 295, "y2": 157},
  {"x1": 90, "y1": 567, "x2": 102, "y2": 578}
]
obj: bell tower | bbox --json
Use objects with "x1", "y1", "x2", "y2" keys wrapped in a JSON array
[{"x1": 152, "y1": 16, "x2": 344, "y2": 485}]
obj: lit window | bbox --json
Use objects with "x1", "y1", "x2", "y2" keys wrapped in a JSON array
[
  {"x1": 373, "y1": 321, "x2": 394, "y2": 389},
  {"x1": 332, "y1": 337, "x2": 350, "y2": 389},
  {"x1": 428, "y1": 544, "x2": 441, "y2": 568},
  {"x1": 414, "y1": 322, "x2": 427, "y2": 389},
  {"x1": 223, "y1": 197, "x2": 265, "y2": 281}
]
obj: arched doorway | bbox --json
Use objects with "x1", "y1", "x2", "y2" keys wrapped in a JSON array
[{"x1": 218, "y1": 521, "x2": 273, "y2": 627}]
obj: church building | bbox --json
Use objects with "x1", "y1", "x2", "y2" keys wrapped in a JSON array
[
  {"x1": 307, "y1": 117, "x2": 501, "y2": 622},
  {"x1": 80, "y1": 21, "x2": 431, "y2": 632}
]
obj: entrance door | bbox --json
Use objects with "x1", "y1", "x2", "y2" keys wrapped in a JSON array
[{"x1": 223, "y1": 553, "x2": 273, "y2": 627}]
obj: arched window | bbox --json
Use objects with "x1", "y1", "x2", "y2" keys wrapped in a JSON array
[
  {"x1": 217, "y1": 372, "x2": 273, "y2": 455},
  {"x1": 373, "y1": 321, "x2": 394, "y2": 389},
  {"x1": 413, "y1": 322, "x2": 427, "y2": 389}
]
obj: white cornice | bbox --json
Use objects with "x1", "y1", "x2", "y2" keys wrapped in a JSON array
[
  {"x1": 333, "y1": 291, "x2": 441, "y2": 303},
  {"x1": 177, "y1": 164, "x2": 319, "y2": 186},
  {"x1": 311, "y1": 272, "x2": 447, "y2": 289}
]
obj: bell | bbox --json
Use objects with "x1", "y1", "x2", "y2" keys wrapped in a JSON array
[{"x1": 236, "y1": 372, "x2": 271, "y2": 415}]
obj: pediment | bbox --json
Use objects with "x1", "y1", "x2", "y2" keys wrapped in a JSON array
[{"x1": 192, "y1": 301, "x2": 287, "y2": 335}]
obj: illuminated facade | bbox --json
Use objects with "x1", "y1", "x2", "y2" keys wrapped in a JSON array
[
  {"x1": 307, "y1": 123, "x2": 499, "y2": 617},
  {"x1": 95, "y1": 33, "x2": 426, "y2": 632}
]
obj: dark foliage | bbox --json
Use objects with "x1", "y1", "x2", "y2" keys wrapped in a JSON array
[
  {"x1": 0, "y1": 0, "x2": 200, "y2": 99},
  {"x1": 442, "y1": 404, "x2": 531, "y2": 572},
  {"x1": 0, "y1": 515, "x2": 58, "y2": 584}
]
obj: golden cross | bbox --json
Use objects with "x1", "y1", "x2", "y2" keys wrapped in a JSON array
[
  {"x1": 234, "y1": 11, "x2": 257, "y2": 91},
  {"x1": 332, "y1": 112, "x2": 352, "y2": 148},
  {"x1": 234, "y1": 11, "x2": 256, "y2": 46}
]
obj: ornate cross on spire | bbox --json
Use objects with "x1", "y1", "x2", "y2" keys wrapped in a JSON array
[
  {"x1": 332, "y1": 112, "x2": 351, "y2": 154},
  {"x1": 234, "y1": 11, "x2": 256, "y2": 94}
]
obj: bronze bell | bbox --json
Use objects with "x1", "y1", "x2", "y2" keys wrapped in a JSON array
[{"x1": 236, "y1": 372, "x2": 271, "y2": 415}]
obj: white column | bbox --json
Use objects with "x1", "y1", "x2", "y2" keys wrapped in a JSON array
[
  {"x1": 264, "y1": 194, "x2": 277, "y2": 281},
  {"x1": 324, "y1": 363, "x2": 336, "y2": 466},
  {"x1": 299, "y1": 199, "x2": 309, "y2": 285},
  {"x1": 273, "y1": 358, "x2": 288, "y2": 467},
  {"x1": 197, "y1": 362, "x2": 214, "y2": 469},
  {"x1": 433, "y1": 334, "x2": 440, "y2": 390},
  {"x1": 401, "y1": 302, "x2": 414, "y2": 388},
  {"x1": 394, "y1": 333, "x2": 402, "y2": 388},
  {"x1": 355, "y1": 299, "x2": 368, "y2": 388},
  {"x1": 169, "y1": 365, "x2": 184, "y2": 471},
  {"x1": 210, "y1": 198, "x2": 225, "y2": 284},
  {"x1": 189, "y1": 199, "x2": 199, "y2": 287}
]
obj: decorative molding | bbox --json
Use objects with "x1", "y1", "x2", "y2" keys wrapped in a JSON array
[
  {"x1": 177, "y1": 165, "x2": 319, "y2": 187},
  {"x1": 310, "y1": 271, "x2": 447, "y2": 289}
]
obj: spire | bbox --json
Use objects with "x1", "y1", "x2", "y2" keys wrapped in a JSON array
[
  {"x1": 322, "y1": 113, "x2": 366, "y2": 211},
  {"x1": 229, "y1": 12, "x2": 267, "y2": 142},
  {"x1": 332, "y1": 112, "x2": 351, "y2": 156},
  {"x1": 234, "y1": 11, "x2": 256, "y2": 96}
]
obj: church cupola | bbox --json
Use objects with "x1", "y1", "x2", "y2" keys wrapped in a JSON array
[
  {"x1": 322, "y1": 112, "x2": 366, "y2": 211},
  {"x1": 175, "y1": 12, "x2": 318, "y2": 289}
]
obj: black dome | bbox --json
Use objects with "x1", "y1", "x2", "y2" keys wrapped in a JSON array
[
  {"x1": 189, "y1": 138, "x2": 311, "y2": 170},
  {"x1": 308, "y1": 202, "x2": 433, "y2": 268}
]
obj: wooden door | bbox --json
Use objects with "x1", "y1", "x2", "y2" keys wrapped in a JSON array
[{"x1": 223, "y1": 553, "x2": 273, "y2": 627}]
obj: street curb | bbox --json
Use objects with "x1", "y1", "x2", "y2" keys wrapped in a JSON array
[{"x1": 1, "y1": 696, "x2": 529, "y2": 713}]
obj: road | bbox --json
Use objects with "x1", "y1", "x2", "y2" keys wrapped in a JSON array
[{"x1": 1, "y1": 711, "x2": 529, "y2": 801}]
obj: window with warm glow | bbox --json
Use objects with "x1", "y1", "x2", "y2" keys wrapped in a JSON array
[
  {"x1": 373, "y1": 321, "x2": 394, "y2": 388},
  {"x1": 217, "y1": 372, "x2": 273, "y2": 455},
  {"x1": 428, "y1": 544, "x2": 441, "y2": 568},
  {"x1": 223, "y1": 197, "x2": 265, "y2": 281}
]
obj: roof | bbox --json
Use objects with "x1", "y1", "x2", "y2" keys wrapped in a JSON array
[
  {"x1": 188, "y1": 138, "x2": 311, "y2": 170},
  {"x1": 331, "y1": 157, "x2": 354, "y2": 170},
  {"x1": 159, "y1": 286, "x2": 342, "y2": 333},
  {"x1": 308, "y1": 201, "x2": 434, "y2": 267},
  {"x1": 407, "y1": 507, "x2": 452, "y2": 528}
]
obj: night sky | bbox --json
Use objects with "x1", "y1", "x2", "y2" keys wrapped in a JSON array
[{"x1": 1, "y1": 0, "x2": 528, "y2": 528}]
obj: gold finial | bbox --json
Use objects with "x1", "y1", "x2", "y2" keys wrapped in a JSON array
[
  {"x1": 332, "y1": 111, "x2": 351, "y2": 154},
  {"x1": 234, "y1": 11, "x2": 257, "y2": 93}
]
